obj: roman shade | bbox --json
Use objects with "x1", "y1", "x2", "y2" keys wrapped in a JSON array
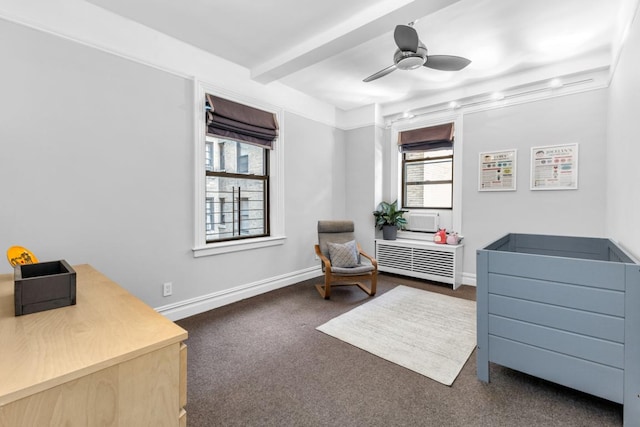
[
  {"x1": 398, "y1": 122, "x2": 454, "y2": 152},
  {"x1": 206, "y1": 94, "x2": 279, "y2": 149}
]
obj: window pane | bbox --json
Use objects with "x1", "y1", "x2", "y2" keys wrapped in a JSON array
[
  {"x1": 405, "y1": 183, "x2": 452, "y2": 208},
  {"x1": 205, "y1": 176, "x2": 265, "y2": 241},
  {"x1": 405, "y1": 159, "x2": 452, "y2": 182},
  {"x1": 401, "y1": 144, "x2": 453, "y2": 210},
  {"x1": 405, "y1": 149, "x2": 452, "y2": 160},
  {"x1": 205, "y1": 138, "x2": 265, "y2": 174}
]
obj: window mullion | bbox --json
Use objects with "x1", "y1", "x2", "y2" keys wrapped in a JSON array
[{"x1": 406, "y1": 180, "x2": 453, "y2": 185}]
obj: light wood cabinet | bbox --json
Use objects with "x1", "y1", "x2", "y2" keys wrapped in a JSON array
[{"x1": 0, "y1": 264, "x2": 188, "y2": 426}]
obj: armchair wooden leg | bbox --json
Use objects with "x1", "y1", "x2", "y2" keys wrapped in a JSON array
[
  {"x1": 354, "y1": 281, "x2": 375, "y2": 297},
  {"x1": 324, "y1": 274, "x2": 331, "y2": 299},
  {"x1": 315, "y1": 273, "x2": 377, "y2": 299},
  {"x1": 315, "y1": 284, "x2": 328, "y2": 299},
  {"x1": 315, "y1": 274, "x2": 332, "y2": 299},
  {"x1": 370, "y1": 272, "x2": 377, "y2": 296}
]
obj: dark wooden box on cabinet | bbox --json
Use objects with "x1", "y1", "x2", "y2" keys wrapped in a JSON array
[{"x1": 14, "y1": 260, "x2": 76, "y2": 316}]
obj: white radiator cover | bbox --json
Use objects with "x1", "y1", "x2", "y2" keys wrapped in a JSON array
[{"x1": 375, "y1": 239, "x2": 463, "y2": 289}]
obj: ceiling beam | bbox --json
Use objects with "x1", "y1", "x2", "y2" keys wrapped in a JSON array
[{"x1": 250, "y1": 0, "x2": 461, "y2": 84}]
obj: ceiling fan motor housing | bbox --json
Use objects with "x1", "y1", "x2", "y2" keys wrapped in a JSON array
[{"x1": 394, "y1": 44, "x2": 427, "y2": 70}]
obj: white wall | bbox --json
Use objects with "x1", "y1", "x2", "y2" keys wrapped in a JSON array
[
  {"x1": 344, "y1": 125, "x2": 381, "y2": 255},
  {"x1": 376, "y1": 90, "x2": 609, "y2": 282},
  {"x1": 2, "y1": 2, "x2": 637, "y2": 315},
  {"x1": 0, "y1": 19, "x2": 345, "y2": 316},
  {"x1": 606, "y1": 8, "x2": 640, "y2": 259},
  {"x1": 0, "y1": 1, "x2": 338, "y2": 128},
  {"x1": 462, "y1": 90, "x2": 609, "y2": 276},
  {"x1": 284, "y1": 111, "x2": 347, "y2": 254}
]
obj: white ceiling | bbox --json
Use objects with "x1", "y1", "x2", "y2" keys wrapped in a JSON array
[{"x1": 86, "y1": 0, "x2": 633, "y2": 112}]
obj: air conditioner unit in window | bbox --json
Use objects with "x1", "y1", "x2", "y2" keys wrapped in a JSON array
[{"x1": 405, "y1": 212, "x2": 439, "y2": 232}]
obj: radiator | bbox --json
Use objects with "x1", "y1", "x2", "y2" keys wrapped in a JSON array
[{"x1": 375, "y1": 239, "x2": 463, "y2": 289}]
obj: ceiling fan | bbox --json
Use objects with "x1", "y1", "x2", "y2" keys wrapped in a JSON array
[{"x1": 363, "y1": 24, "x2": 471, "y2": 82}]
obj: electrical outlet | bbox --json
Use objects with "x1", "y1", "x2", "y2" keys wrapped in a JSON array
[{"x1": 163, "y1": 282, "x2": 172, "y2": 297}]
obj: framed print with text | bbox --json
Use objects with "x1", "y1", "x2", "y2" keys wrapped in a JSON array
[
  {"x1": 530, "y1": 143, "x2": 578, "y2": 190},
  {"x1": 478, "y1": 149, "x2": 517, "y2": 191}
]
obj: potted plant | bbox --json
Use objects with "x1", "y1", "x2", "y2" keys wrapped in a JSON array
[{"x1": 373, "y1": 200, "x2": 408, "y2": 240}]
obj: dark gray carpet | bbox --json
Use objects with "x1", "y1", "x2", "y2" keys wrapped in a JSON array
[{"x1": 177, "y1": 273, "x2": 623, "y2": 427}]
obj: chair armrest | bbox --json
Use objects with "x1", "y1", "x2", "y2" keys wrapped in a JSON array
[
  {"x1": 315, "y1": 244, "x2": 332, "y2": 270},
  {"x1": 357, "y1": 244, "x2": 378, "y2": 269}
]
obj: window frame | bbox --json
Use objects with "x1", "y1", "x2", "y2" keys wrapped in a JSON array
[
  {"x1": 204, "y1": 141, "x2": 269, "y2": 243},
  {"x1": 401, "y1": 149, "x2": 454, "y2": 210},
  {"x1": 193, "y1": 81, "x2": 285, "y2": 257}
]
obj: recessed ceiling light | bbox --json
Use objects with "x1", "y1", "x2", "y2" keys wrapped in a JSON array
[{"x1": 549, "y1": 78, "x2": 563, "y2": 88}]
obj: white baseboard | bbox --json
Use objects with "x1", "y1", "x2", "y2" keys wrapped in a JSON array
[
  {"x1": 156, "y1": 267, "x2": 476, "y2": 321},
  {"x1": 155, "y1": 266, "x2": 322, "y2": 321},
  {"x1": 462, "y1": 272, "x2": 477, "y2": 287}
]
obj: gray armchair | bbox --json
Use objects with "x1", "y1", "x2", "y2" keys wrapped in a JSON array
[{"x1": 314, "y1": 220, "x2": 378, "y2": 299}]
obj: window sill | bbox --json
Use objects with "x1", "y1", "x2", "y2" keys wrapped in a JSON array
[
  {"x1": 397, "y1": 230, "x2": 434, "y2": 241},
  {"x1": 192, "y1": 235, "x2": 286, "y2": 257}
]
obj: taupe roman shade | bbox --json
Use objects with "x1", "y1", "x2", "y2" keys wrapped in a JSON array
[
  {"x1": 398, "y1": 122, "x2": 454, "y2": 152},
  {"x1": 206, "y1": 94, "x2": 279, "y2": 149}
]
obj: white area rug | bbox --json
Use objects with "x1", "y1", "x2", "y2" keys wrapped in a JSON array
[{"x1": 316, "y1": 285, "x2": 476, "y2": 386}]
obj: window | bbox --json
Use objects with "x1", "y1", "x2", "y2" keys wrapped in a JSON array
[
  {"x1": 205, "y1": 136, "x2": 268, "y2": 242},
  {"x1": 194, "y1": 83, "x2": 285, "y2": 257},
  {"x1": 391, "y1": 118, "x2": 462, "y2": 235},
  {"x1": 403, "y1": 148, "x2": 453, "y2": 209},
  {"x1": 398, "y1": 122, "x2": 455, "y2": 210}
]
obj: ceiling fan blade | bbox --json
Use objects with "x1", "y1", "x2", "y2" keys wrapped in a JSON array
[
  {"x1": 394, "y1": 25, "x2": 419, "y2": 52},
  {"x1": 363, "y1": 64, "x2": 398, "y2": 82},
  {"x1": 424, "y1": 55, "x2": 471, "y2": 71}
]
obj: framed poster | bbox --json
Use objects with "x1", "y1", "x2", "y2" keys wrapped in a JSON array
[
  {"x1": 530, "y1": 143, "x2": 578, "y2": 190},
  {"x1": 478, "y1": 149, "x2": 517, "y2": 191}
]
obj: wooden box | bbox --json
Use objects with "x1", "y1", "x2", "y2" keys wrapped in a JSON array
[{"x1": 14, "y1": 260, "x2": 76, "y2": 316}]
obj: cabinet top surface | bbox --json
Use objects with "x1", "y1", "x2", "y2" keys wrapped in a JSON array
[
  {"x1": 375, "y1": 238, "x2": 463, "y2": 248},
  {"x1": 0, "y1": 264, "x2": 187, "y2": 405}
]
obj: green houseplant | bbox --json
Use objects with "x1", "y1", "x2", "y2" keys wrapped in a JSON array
[{"x1": 373, "y1": 200, "x2": 408, "y2": 240}]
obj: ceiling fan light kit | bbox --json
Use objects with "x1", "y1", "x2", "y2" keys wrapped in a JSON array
[
  {"x1": 364, "y1": 24, "x2": 471, "y2": 82},
  {"x1": 395, "y1": 46, "x2": 427, "y2": 70}
]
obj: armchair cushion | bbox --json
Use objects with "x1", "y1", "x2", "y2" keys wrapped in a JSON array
[
  {"x1": 327, "y1": 240, "x2": 359, "y2": 268},
  {"x1": 331, "y1": 263, "x2": 375, "y2": 275}
]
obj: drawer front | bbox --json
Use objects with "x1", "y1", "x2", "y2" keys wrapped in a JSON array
[{"x1": 0, "y1": 344, "x2": 183, "y2": 427}]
